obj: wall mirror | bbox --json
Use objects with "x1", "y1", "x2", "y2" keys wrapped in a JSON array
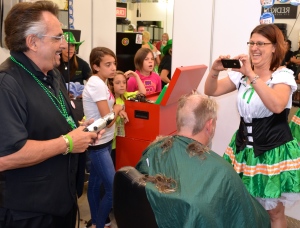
[
  {"x1": 115, "y1": 0, "x2": 174, "y2": 72},
  {"x1": 116, "y1": 0, "x2": 174, "y2": 43}
]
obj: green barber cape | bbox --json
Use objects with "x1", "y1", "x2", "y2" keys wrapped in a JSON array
[{"x1": 136, "y1": 135, "x2": 270, "y2": 228}]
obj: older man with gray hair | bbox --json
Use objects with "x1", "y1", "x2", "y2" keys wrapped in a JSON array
[
  {"x1": 136, "y1": 92, "x2": 270, "y2": 227},
  {"x1": 0, "y1": 1, "x2": 101, "y2": 227}
]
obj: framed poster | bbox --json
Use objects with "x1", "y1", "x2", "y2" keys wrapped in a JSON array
[
  {"x1": 1, "y1": 0, "x2": 19, "y2": 48},
  {"x1": 261, "y1": 3, "x2": 298, "y2": 19},
  {"x1": 52, "y1": 0, "x2": 67, "y2": 10}
]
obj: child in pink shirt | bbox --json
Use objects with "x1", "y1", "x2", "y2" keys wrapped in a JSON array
[{"x1": 127, "y1": 48, "x2": 162, "y2": 95}]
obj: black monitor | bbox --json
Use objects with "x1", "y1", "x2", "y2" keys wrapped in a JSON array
[{"x1": 116, "y1": 32, "x2": 142, "y2": 72}]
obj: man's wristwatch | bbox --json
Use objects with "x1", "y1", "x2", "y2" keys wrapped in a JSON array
[{"x1": 61, "y1": 135, "x2": 70, "y2": 155}]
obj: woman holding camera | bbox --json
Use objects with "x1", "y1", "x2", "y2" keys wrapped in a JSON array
[{"x1": 205, "y1": 24, "x2": 300, "y2": 228}]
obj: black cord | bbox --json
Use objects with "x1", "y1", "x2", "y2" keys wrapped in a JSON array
[
  {"x1": 67, "y1": 1, "x2": 70, "y2": 95},
  {"x1": 287, "y1": 9, "x2": 300, "y2": 39},
  {"x1": 0, "y1": 0, "x2": 3, "y2": 47}
]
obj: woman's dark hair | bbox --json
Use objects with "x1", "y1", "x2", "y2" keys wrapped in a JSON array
[
  {"x1": 250, "y1": 24, "x2": 285, "y2": 71},
  {"x1": 89, "y1": 47, "x2": 117, "y2": 74},
  {"x1": 58, "y1": 52, "x2": 79, "y2": 81},
  {"x1": 134, "y1": 48, "x2": 154, "y2": 71},
  {"x1": 5, "y1": 1, "x2": 59, "y2": 52}
]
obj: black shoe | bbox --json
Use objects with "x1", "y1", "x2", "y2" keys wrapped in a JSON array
[
  {"x1": 84, "y1": 172, "x2": 90, "y2": 183},
  {"x1": 105, "y1": 216, "x2": 111, "y2": 226},
  {"x1": 85, "y1": 217, "x2": 110, "y2": 227},
  {"x1": 86, "y1": 219, "x2": 92, "y2": 228}
]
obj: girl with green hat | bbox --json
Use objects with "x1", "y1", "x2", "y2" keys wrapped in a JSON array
[{"x1": 57, "y1": 31, "x2": 91, "y2": 87}]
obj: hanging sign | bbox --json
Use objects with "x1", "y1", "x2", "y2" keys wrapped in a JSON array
[
  {"x1": 290, "y1": 0, "x2": 300, "y2": 6},
  {"x1": 260, "y1": 12, "x2": 275, "y2": 24},
  {"x1": 261, "y1": 0, "x2": 275, "y2": 8},
  {"x1": 261, "y1": 4, "x2": 297, "y2": 19},
  {"x1": 116, "y1": 7, "x2": 127, "y2": 18}
]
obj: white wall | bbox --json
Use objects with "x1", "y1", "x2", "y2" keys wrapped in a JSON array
[
  {"x1": 210, "y1": 0, "x2": 262, "y2": 154},
  {"x1": 73, "y1": 0, "x2": 116, "y2": 63},
  {"x1": 73, "y1": 0, "x2": 92, "y2": 63},
  {"x1": 0, "y1": 0, "x2": 17, "y2": 63},
  {"x1": 0, "y1": 48, "x2": 9, "y2": 64},
  {"x1": 91, "y1": 1, "x2": 116, "y2": 52},
  {"x1": 173, "y1": 0, "x2": 261, "y2": 156}
]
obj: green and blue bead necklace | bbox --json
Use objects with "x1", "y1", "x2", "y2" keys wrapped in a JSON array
[{"x1": 10, "y1": 56, "x2": 77, "y2": 130}]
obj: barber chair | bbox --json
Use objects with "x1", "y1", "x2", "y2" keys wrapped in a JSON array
[{"x1": 113, "y1": 166, "x2": 158, "y2": 228}]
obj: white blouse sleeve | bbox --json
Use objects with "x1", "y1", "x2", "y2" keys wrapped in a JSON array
[
  {"x1": 270, "y1": 68, "x2": 297, "y2": 93},
  {"x1": 228, "y1": 71, "x2": 244, "y2": 89}
]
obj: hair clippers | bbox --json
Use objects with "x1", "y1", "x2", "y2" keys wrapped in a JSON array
[{"x1": 83, "y1": 112, "x2": 115, "y2": 133}]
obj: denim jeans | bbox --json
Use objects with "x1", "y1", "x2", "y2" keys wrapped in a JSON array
[{"x1": 87, "y1": 143, "x2": 115, "y2": 227}]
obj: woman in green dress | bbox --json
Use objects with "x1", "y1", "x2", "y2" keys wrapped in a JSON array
[{"x1": 205, "y1": 24, "x2": 300, "y2": 228}]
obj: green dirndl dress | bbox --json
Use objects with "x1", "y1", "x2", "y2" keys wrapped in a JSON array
[
  {"x1": 289, "y1": 108, "x2": 300, "y2": 143},
  {"x1": 223, "y1": 69, "x2": 300, "y2": 210}
]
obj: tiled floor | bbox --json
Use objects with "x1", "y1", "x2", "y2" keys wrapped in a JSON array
[
  {"x1": 287, "y1": 217, "x2": 300, "y2": 228},
  {"x1": 76, "y1": 182, "x2": 117, "y2": 228},
  {"x1": 76, "y1": 183, "x2": 91, "y2": 228}
]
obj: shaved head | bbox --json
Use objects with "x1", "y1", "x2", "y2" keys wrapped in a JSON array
[{"x1": 176, "y1": 93, "x2": 218, "y2": 135}]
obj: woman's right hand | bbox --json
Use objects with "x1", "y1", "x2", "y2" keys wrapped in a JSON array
[
  {"x1": 205, "y1": 54, "x2": 237, "y2": 96},
  {"x1": 212, "y1": 55, "x2": 231, "y2": 72}
]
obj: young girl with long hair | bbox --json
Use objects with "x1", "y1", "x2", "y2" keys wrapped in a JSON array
[
  {"x1": 127, "y1": 48, "x2": 162, "y2": 95},
  {"x1": 58, "y1": 31, "x2": 91, "y2": 86},
  {"x1": 107, "y1": 70, "x2": 146, "y2": 160},
  {"x1": 82, "y1": 47, "x2": 126, "y2": 228}
]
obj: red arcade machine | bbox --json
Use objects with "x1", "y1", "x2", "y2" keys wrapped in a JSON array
[{"x1": 116, "y1": 65, "x2": 207, "y2": 170}]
